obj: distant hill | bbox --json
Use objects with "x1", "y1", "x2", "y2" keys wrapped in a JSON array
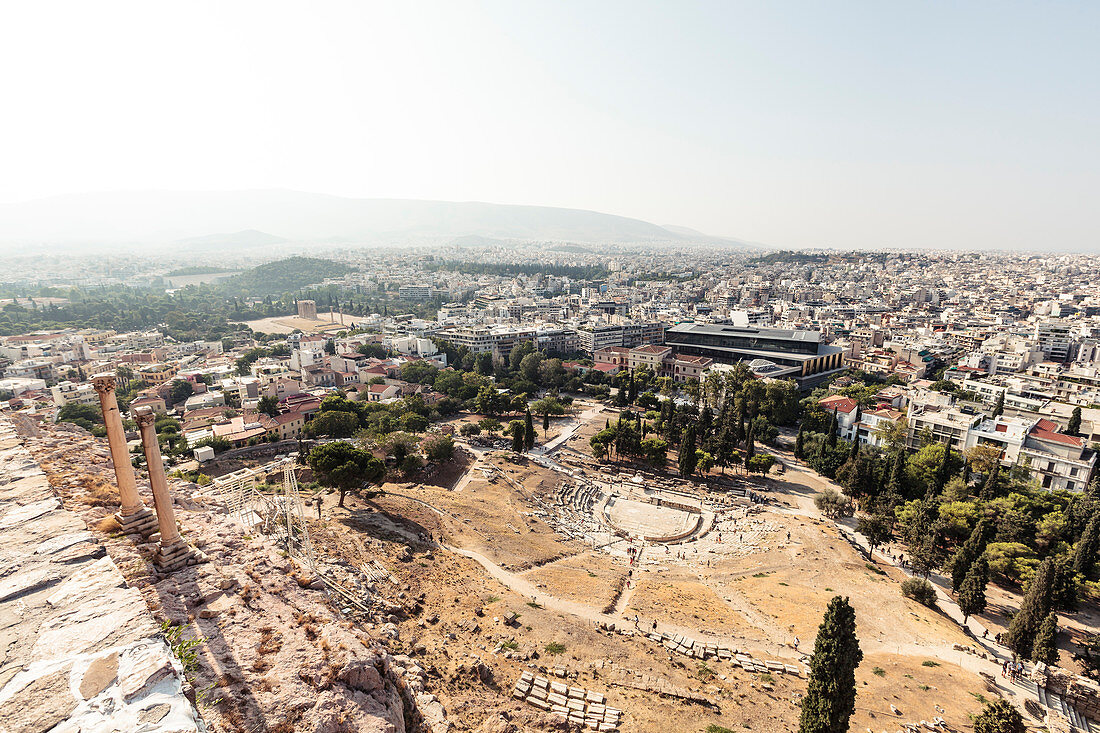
[
  {"x1": 174, "y1": 229, "x2": 288, "y2": 248},
  {"x1": 0, "y1": 190, "x2": 748, "y2": 247},
  {"x1": 221, "y1": 256, "x2": 351, "y2": 296}
]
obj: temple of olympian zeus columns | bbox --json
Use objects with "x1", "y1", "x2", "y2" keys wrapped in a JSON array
[{"x1": 93, "y1": 373, "x2": 197, "y2": 572}]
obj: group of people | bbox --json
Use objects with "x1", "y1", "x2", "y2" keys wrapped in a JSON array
[{"x1": 1001, "y1": 659, "x2": 1026, "y2": 681}]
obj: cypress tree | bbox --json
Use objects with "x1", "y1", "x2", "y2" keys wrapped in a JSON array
[
  {"x1": 1005, "y1": 557, "x2": 1055, "y2": 659},
  {"x1": 795, "y1": 424, "x2": 806, "y2": 459},
  {"x1": 1052, "y1": 555, "x2": 1079, "y2": 612},
  {"x1": 1031, "y1": 612, "x2": 1059, "y2": 666},
  {"x1": 979, "y1": 463, "x2": 1000, "y2": 500},
  {"x1": 1074, "y1": 514, "x2": 1100, "y2": 579},
  {"x1": 679, "y1": 425, "x2": 698, "y2": 478},
  {"x1": 524, "y1": 409, "x2": 535, "y2": 450},
  {"x1": 957, "y1": 556, "x2": 989, "y2": 623},
  {"x1": 511, "y1": 423, "x2": 524, "y2": 453},
  {"x1": 826, "y1": 410, "x2": 838, "y2": 448},
  {"x1": 799, "y1": 596, "x2": 862, "y2": 733},
  {"x1": 746, "y1": 422, "x2": 756, "y2": 460},
  {"x1": 848, "y1": 437, "x2": 860, "y2": 462},
  {"x1": 543, "y1": 411, "x2": 550, "y2": 435},
  {"x1": 991, "y1": 391, "x2": 1005, "y2": 418},
  {"x1": 934, "y1": 446, "x2": 952, "y2": 492},
  {"x1": 950, "y1": 519, "x2": 990, "y2": 592},
  {"x1": 886, "y1": 450, "x2": 906, "y2": 501},
  {"x1": 1068, "y1": 406, "x2": 1082, "y2": 436}
]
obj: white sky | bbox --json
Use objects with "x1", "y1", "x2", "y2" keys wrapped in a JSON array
[{"x1": 1, "y1": 1, "x2": 1098, "y2": 250}]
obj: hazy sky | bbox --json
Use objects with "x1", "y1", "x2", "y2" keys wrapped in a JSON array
[{"x1": 2, "y1": 1, "x2": 1097, "y2": 250}]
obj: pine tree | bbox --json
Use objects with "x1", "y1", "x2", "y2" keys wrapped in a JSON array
[
  {"x1": 1005, "y1": 557, "x2": 1055, "y2": 659},
  {"x1": 957, "y1": 556, "x2": 989, "y2": 623},
  {"x1": 1031, "y1": 612, "x2": 1059, "y2": 666},
  {"x1": 799, "y1": 596, "x2": 862, "y2": 733},
  {"x1": 795, "y1": 424, "x2": 806, "y2": 459},
  {"x1": 827, "y1": 410, "x2": 838, "y2": 448},
  {"x1": 524, "y1": 409, "x2": 534, "y2": 450},
  {"x1": 1068, "y1": 406, "x2": 1083, "y2": 436},
  {"x1": 950, "y1": 519, "x2": 990, "y2": 592},
  {"x1": 1075, "y1": 514, "x2": 1100, "y2": 579},
  {"x1": 974, "y1": 700, "x2": 1023, "y2": 733},
  {"x1": 679, "y1": 425, "x2": 698, "y2": 478}
]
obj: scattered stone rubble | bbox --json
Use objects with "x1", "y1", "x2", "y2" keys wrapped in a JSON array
[
  {"x1": 511, "y1": 671, "x2": 622, "y2": 731},
  {"x1": 594, "y1": 619, "x2": 804, "y2": 675}
]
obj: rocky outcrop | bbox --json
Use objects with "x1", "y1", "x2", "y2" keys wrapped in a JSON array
[
  {"x1": 9, "y1": 418, "x2": 415, "y2": 733},
  {"x1": 0, "y1": 421, "x2": 203, "y2": 732}
]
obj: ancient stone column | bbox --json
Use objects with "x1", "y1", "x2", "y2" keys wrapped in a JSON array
[
  {"x1": 93, "y1": 374, "x2": 157, "y2": 536},
  {"x1": 134, "y1": 406, "x2": 193, "y2": 571},
  {"x1": 134, "y1": 407, "x2": 180, "y2": 545}
]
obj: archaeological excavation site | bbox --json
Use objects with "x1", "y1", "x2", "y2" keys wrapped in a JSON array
[{"x1": 3, "y1": 386, "x2": 1098, "y2": 733}]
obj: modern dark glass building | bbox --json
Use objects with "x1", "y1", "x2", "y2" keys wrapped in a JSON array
[{"x1": 664, "y1": 322, "x2": 844, "y2": 389}]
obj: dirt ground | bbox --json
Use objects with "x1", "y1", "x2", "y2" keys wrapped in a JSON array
[
  {"x1": 298, "y1": 402, "x2": 1013, "y2": 733},
  {"x1": 233, "y1": 311, "x2": 355, "y2": 335}
]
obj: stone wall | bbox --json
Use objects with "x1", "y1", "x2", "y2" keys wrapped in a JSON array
[{"x1": 0, "y1": 420, "x2": 204, "y2": 732}]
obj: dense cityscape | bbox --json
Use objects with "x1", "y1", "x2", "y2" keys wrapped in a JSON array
[{"x1": 3, "y1": 243, "x2": 1100, "y2": 731}]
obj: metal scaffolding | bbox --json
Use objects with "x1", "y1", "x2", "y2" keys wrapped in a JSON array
[{"x1": 209, "y1": 457, "x2": 315, "y2": 569}]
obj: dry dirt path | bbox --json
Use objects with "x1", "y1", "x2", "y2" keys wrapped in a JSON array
[
  {"x1": 534, "y1": 403, "x2": 604, "y2": 455},
  {"x1": 446, "y1": 543, "x2": 795, "y2": 659}
]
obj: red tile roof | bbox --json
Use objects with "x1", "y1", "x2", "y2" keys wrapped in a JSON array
[
  {"x1": 1032, "y1": 429, "x2": 1084, "y2": 448},
  {"x1": 1035, "y1": 418, "x2": 1059, "y2": 431},
  {"x1": 819, "y1": 395, "x2": 858, "y2": 414}
]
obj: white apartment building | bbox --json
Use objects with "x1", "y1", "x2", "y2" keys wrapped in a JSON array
[{"x1": 50, "y1": 380, "x2": 99, "y2": 407}]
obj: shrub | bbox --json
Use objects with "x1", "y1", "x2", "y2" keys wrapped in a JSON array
[
  {"x1": 901, "y1": 578, "x2": 937, "y2": 607},
  {"x1": 544, "y1": 641, "x2": 565, "y2": 654},
  {"x1": 814, "y1": 487, "x2": 854, "y2": 518}
]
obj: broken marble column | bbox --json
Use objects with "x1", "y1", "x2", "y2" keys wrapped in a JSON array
[
  {"x1": 92, "y1": 374, "x2": 157, "y2": 537},
  {"x1": 134, "y1": 406, "x2": 195, "y2": 572}
]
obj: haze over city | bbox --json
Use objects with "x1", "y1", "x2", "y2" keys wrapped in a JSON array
[{"x1": 2, "y1": 1, "x2": 1098, "y2": 251}]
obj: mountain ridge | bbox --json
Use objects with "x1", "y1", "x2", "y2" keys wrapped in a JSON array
[{"x1": 0, "y1": 189, "x2": 756, "y2": 249}]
